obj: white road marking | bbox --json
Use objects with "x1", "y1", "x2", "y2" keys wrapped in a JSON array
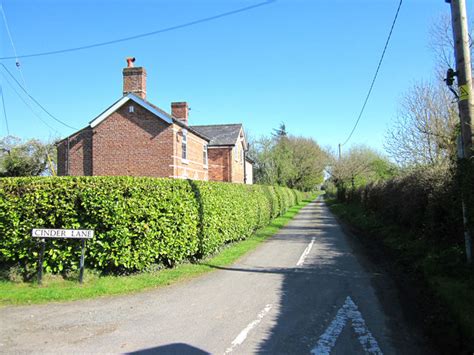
[
  {"x1": 311, "y1": 296, "x2": 383, "y2": 355},
  {"x1": 224, "y1": 304, "x2": 272, "y2": 354},
  {"x1": 296, "y1": 237, "x2": 315, "y2": 266}
]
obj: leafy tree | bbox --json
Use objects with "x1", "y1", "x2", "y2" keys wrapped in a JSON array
[
  {"x1": 252, "y1": 126, "x2": 327, "y2": 191},
  {"x1": 285, "y1": 136, "x2": 327, "y2": 190},
  {"x1": 252, "y1": 135, "x2": 278, "y2": 186},
  {"x1": 0, "y1": 136, "x2": 56, "y2": 177},
  {"x1": 327, "y1": 145, "x2": 397, "y2": 199}
]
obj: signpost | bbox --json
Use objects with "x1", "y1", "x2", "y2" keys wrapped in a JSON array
[{"x1": 31, "y1": 229, "x2": 94, "y2": 285}]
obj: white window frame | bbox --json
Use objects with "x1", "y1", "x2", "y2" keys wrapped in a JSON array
[
  {"x1": 203, "y1": 144, "x2": 208, "y2": 168},
  {"x1": 182, "y1": 129, "x2": 188, "y2": 162}
]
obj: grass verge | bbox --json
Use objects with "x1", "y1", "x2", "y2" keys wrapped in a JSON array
[
  {"x1": 0, "y1": 197, "x2": 315, "y2": 306},
  {"x1": 326, "y1": 198, "x2": 474, "y2": 353}
]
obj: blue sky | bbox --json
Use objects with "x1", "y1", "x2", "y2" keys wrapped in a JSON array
[{"x1": 0, "y1": 0, "x2": 471, "y2": 155}]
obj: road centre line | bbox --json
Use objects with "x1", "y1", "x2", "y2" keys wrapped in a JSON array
[
  {"x1": 224, "y1": 304, "x2": 272, "y2": 354},
  {"x1": 296, "y1": 237, "x2": 315, "y2": 266}
]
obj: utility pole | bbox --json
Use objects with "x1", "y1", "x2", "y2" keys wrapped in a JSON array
[
  {"x1": 448, "y1": 0, "x2": 473, "y2": 158},
  {"x1": 338, "y1": 144, "x2": 341, "y2": 160},
  {"x1": 447, "y1": 0, "x2": 473, "y2": 263}
]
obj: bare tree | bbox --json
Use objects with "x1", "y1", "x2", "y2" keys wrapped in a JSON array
[
  {"x1": 384, "y1": 81, "x2": 458, "y2": 167},
  {"x1": 384, "y1": 14, "x2": 472, "y2": 168},
  {"x1": 430, "y1": 14, "x2": 456, "y2": 72},
  {"x1": 429, "y1": 13, "x2": 473, "y2": 80}
]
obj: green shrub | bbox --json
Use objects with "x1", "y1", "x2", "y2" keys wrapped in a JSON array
[{"x1": 0, "y1": 177, "x2": 302, "y2": 276}]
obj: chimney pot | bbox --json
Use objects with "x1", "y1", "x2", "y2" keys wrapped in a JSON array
[{"x1": 126, "y1": 57, "x2": 135, "y2": 68}]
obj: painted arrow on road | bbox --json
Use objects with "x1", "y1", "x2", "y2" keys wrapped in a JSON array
[{"x1": 311, "y1": 296, "x2": 383, "y2": 355}]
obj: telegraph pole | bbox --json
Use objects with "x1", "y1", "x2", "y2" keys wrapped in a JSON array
[
  {"x1": 447, "y1": 0, "x2": 473, "y2": 262},
  {"x1": 448, "y1": 0, "x2": 473, "y2": 158}
]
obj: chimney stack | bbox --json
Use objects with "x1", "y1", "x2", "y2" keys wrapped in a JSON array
[
  {"x1": 171, "y1": 102, "x2": 189, "y2": 126},
  {"x1": 123, "y1": 57, "x2": 147, "y2": 100}
]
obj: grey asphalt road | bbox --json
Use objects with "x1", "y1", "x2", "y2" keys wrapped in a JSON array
[{"x1": 0, "y1": 199, "x2": 429, "y2": 354}]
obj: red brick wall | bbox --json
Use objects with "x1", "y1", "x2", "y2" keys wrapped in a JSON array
[
  {"x1": 208, "y1": 147, "x2": 231, "y2": 182},
  {"x1": 57, "y1": 101, "x2": 211, "y2": 180},
  {"x1": 92, "y1": 103, "x2": 173, "y2": 177},
  {"x1": 173, "y1": 124, "x2": 209, "y2": 181},
  {"x1": 57, "y1": 128, "x2": 93, "y2": 176}
]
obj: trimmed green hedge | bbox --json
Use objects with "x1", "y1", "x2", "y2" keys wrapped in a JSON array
[{"x1": 0, "y1": 177, "x2": 303, "y2": 276}]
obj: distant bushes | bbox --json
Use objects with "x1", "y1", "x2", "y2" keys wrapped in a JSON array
[{"x1": 0, "y1": 177, "x2": 303, "y2": 277}]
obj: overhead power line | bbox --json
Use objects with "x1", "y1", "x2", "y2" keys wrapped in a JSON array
[
  {"x1": 0, "y1": 69, "x2": 58, "y2": 133},
  {"x1": 0, "y1": 4, "x2": 27, "y2": 87},
  {"x1": 0, "y1": 81, "x2": 10, "y2": 135},
  {"x1": 0, "y1": 0, "x2": 275, "y2": 60},
  {"x1": 340, "y1": 0, "x2": 403, "y2": 147},
  {"x1": 1, "y1": 72, "x2": 59, "y2": 175},
  {"x1": 0, "y1": 64, "x2": 78, "y2": 130}
]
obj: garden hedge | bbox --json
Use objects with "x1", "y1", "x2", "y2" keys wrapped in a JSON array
[{"x1": 0, "y1": 177, "x2": 303, "y2": 276}]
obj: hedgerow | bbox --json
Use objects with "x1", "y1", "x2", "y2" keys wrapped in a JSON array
[
  {"x1": 0, "y1": 177, "x2": 303, "y2": 277},
  {"x1": 342, "y1": 165, "x2": 473, "y2": 246}
]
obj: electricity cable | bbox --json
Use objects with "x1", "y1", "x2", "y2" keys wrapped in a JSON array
[
  {"x1": 0, "y1": 0, "x2": 275, "y2": 60},
  {"x1": 1, "y1": 71, "x2": 59, "y2": 175},
  {"x1": 0, "y1": 70, "x2": 59, "y2": 133},
  {"x1": 0, "y1": 81, "x2": 10, "y2": 135},
  {"x1": 0, "y1": 1, "x2": 60, "y2": 175},
  {"x1": 0, "y1": 64, "x2": 78, "y2": 130},
  {"x1": 340, "y1": 0, "x2": 403, "y2": 147},
  {"x1": 0, "y1": 3, "x2": 27, "y2": 87}
]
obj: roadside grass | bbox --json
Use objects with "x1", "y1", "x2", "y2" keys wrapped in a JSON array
[
  {"x1": 0, "y1": 197, "x2": 316, "y2": 306},
  {"x1": 326, "y1": 198, "x2": 474, "y2": 352}
]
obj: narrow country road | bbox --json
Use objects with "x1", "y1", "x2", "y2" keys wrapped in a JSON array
[{"x1": 0, "y1": 199, "x2": 429, "y2": 354}]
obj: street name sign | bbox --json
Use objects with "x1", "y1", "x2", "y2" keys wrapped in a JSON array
[
  {"x1": 31, "y1": 228, "x2": 94, "y2": 284},
  {"x1": 32, "y1": 229, "x2": 94, "y2": 239}
]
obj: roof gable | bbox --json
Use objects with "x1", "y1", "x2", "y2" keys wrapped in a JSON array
[{"x1": 89, "y1": 93, "x2": 173, "y2": 128}]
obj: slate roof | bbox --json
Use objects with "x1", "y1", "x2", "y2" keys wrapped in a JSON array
[
  {"x1": 190, "y1": 124, "x2": 243, "y2": 146},
  {"x1": 58, "y1": 95, "x2": 242, "y2": 146},
  {"x1": 63, "y1": 93, "x2": 210, "y2": 142}
]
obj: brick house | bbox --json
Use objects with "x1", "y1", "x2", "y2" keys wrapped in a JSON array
[
  {"x1": 191, "y1": 124, "x2": 250, "y2": 183},
  {"x1": 57, "y1": 59, "x2": 253, "y2": 184}
]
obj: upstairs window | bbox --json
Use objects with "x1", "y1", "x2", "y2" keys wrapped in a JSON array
[
  {"x1": 203, "y1": 144, "x2": 208, "y2": 166},
  {"x1": 182, "y1": 129, "x2": 187, "y2": 161}
]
